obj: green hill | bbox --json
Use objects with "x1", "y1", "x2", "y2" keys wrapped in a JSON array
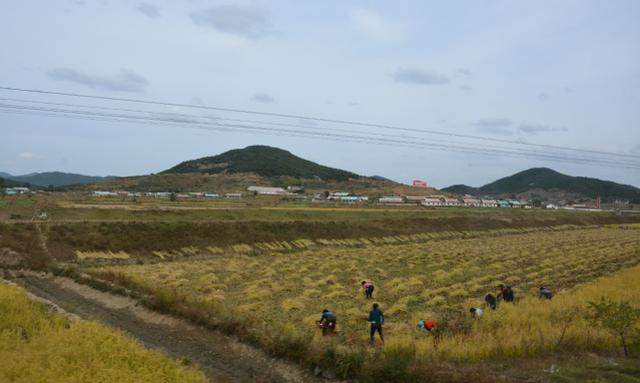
[
  {"x1": 0, "y1": 177, "x2": 30, "y2": 188},
  {"x1": 442, "y1": 168, "x2": 640, "y2": 203},
  {"x1": 163, "y1": 145, "x2": 359, "y2": 181},
  {"x1": 0, "y1": 172, "x2": 114, "y2": 187}
]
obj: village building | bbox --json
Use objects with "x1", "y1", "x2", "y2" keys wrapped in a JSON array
[
  {"x1": 4, "y1": 187, "x2": 31, "y2": 195},
  {"x1": 225, "y1": 193, "x2": 242, "y2": 199},
  {"x1": 412, "y1": 180, "x2": 428, "y2": 188},
  {"x1": 247, "y1": 186, "x2": 290, "y2": 195},
  {"x1": 422, "y1": 197, "x2": 444, "y2": 207},
  {"x1": 92, "y1": 190, "x2": 117, "y2": 197},
  {"x1": 443, "y1": 197, "x2": 462, "y2": 207},
  {"x1": 378, "y1": 196, "x2": 404, "y2": 204},
  {"x1": 286, "y1": 185, "x2": 304, "y2": 192},
  {"x1": 481, "y1": 199, "x2": 498, "y2": 208},
  {"x1": 462, "y1": 196, "x2": 482, "y2": 207},
  {"x1": 405, "y1": 195, "x2": 427, "y2": 204}
]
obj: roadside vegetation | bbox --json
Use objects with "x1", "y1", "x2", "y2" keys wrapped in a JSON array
[
  {"x1": 0, "y1": 281, "x2": 206, "y2": 383},
  {"x1": 88, "y1": 225, "x2": 640, "y2": 380}
]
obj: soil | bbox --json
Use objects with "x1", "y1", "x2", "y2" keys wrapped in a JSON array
[{"x1": 14, "y1": 273, "x2": 320, "y2": 383}]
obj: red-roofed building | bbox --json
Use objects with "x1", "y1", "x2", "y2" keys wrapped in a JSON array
[{"x1": 413, "y1": 180, "x2": 428, "y2": 188}]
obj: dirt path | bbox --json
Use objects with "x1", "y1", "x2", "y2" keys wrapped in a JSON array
[{"x1": 15, "y1": 273, "x2": 319, "y2": 383}]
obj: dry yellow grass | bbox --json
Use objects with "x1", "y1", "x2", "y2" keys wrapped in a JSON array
[
  {"x1": 76, "y1": 250, "x2": 130, "y2": 261},
  {"x1": 0, "y1": 282, "x2": 206, "y2": 383},
  {"x1": 91, "y1": 225, "x2": 640, "y2": 365}
]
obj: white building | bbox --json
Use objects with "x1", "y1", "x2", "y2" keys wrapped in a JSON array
[
  {"x1": 92, "y1": 190, "x2": 117, "y2": 197},
  {"x1": 247, "y1": 186, "x2": 290, "y2": 195},
  {"x1": 5, "y1": 187, "x2": 31, "y2": 195},
  {"x1": 481, "y1": 199, "x2": 498, "y2": 208},
  {"x1": 204, "y1": 193, "x2": 220, "y2": 199},
  {"x1": 442, "y1": 197, "x2": 461, "y2": 206},
  {"x1": 422, "y1": 197, "x2": 444, "y2": 207},
  {"x1": 462, "y1": 197, "x2": 482, "y2": 207},
  {"x1": 225, "y1": 193, "x2": 242, "y2": 199},
  {"x1": 379, "y1": 196, "x2": 404, "y2": 204}
]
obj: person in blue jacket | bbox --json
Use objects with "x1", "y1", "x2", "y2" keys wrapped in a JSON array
[
  {"x1": 368, "y1": 303, "x2": 385, "y2": 345},
  {"x1": 317, "y1": 309, "x2": 337, "y2": 336}
]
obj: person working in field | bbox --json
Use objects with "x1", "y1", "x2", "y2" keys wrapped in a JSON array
[
  {"x1": 497, "y1": 284, "x2": 515, "y2": 303},
  {"x1": 539, "y1": 286, "x2": 553, "y2": 300},
  {"x1": 368, "y1": 303, "x2": 385, "y2": 345},
  {"x1": 361, "y1": 280, "x2": 374, "y2": 299},
  {"x1": 484, "y1": 293, "x2": 497, "y2": 310},
  {"x1": 416, "y1": 319, "x2": 438, "y2": 333},
  {"x1": 317, "y1": 309, "x2": 337, "y2": 336},
  {"x1": 470, "y1": 307, "x2": 483, "y2": 318}
]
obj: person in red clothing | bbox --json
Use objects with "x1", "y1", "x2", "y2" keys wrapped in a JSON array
[
  {"x1": 417, "y1": 319, "x2": 438, "y2": 334},
  {"x1": 361, "y1": 280, "x2": 374, "y2": 299}
]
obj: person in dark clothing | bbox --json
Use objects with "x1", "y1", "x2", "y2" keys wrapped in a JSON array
[
  {"x1": 318, "y1": 309, "x2": 337, "y2": 336},
  {"x1": 361, "y1": 280, "x2": 374, "y2": 299},
  {"x1": 368, "y1": 303, "x2": 384, "y2": 345},
  {"x1": 497, "y1": 284, "x2": 515, "y2": 303},
  {"x1": 484, "y1": 293, "x2": 497, "y2": 310},
  {"x1": 539, "y1": 286, "x2": 553, "y2": 300}
]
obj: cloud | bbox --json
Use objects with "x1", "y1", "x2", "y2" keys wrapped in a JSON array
[
  {"x1": 473, "y1": 118, "x2": 513, "y2": 128},
  {"x1": 456, "y1": 68, "x2": 472, "y2": 76},
  {"x1": 348, "y1": 101, "x2": 360, "y2": 107},
  {"x1": 298, "y1": 118, "x2": 318, "y2": 128},
  {"x1": 190, "y1": 5, "x2": 270, "y2": 39},
  {"x1": 19, "y1": 151, "x2": 44, "y2": 160},
  {"x1": 459, "y1": 84, "x2": 472, "y2": 91},
  {"x1": 47, "y1": 68, "x2": 149, "y2": 92},
  {"x1": 393, "y1": 68, "x2": 450, "y2": 85},
  {"x1": 350, "y1": 9, "x2": 402, "y2": 41},
  {"x1": 472, "y1": 118, "x2": 514, "y2": 136},
  {"x1": 630, "y1": 144, "x2": 640, "y2": 155},
  {"x1": 518, "y1": 123, "x2": 567, "y2": 135},
  {"x1": 136, "y1": 3, "x2": 160, "y2": 19},
  {"x1": 537, "y1": 92, "x2": 550, "y2": 101},
  {"x1": 251, "y1": 93, "x2": 276, "y2": 103}
]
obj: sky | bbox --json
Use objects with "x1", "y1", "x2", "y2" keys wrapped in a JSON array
[{"x1": 0, "y1": 0, "x2": 639, "y2": 188}]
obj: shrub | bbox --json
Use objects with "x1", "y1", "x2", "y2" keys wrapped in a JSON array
[{"x1": 587, "y1": 297, "x2": 640, "y2": 357}]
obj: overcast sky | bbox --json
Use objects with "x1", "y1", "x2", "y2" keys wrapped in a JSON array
[{"x1": 1, "y1": 0, "x2": 639, "y2": 188}]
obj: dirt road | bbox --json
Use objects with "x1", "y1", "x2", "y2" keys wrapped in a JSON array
[{"x1": 15, "y1": 274, "x2": 319, "y2": 383}]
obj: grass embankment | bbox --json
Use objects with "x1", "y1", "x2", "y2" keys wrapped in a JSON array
[
  {"x1": 0, "y1": 281, "x2": 206, "y2": 383},
  {"x1": 90, "y1": 226, "x2": 640, "y2": 381},
  {"x1": 1, "y1": 207, "x2": 637, "y2": 263}
]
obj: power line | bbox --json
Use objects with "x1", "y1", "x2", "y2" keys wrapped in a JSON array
[
  {"x1": 3, "y1": 96, "x2": 623, "y2": 163},
  {"x1": 1, "y1": 85, "x2": 638, "y2": 160},
  {"x1": 2, "y1": 103, "x2": 639, "y2": 170}
]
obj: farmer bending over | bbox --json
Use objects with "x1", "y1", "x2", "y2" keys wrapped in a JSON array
[
  {"x1": 497, "y1": 284, "x2": 515, "y2": 303},
  {"x1": 417, "y1": 319, "x2": 438, "y2": 333},
  {"x1": 368, "y1": 303, "x2": 385, "y2": 345},
  {"x1": 539, "y1": 286, "x2": 553, "y2": 300},
  {"x1": 361, "y1": 280, "x2": 374, "y2": 299},
  {"x1": 470, "y1": 307, "x2": 484, "y2": 318},
  {"x1": 318, "y1": 309, "x2": 337, "y2": 336},
  {"x1": 484, "y1": 293, "x2": 497, "y2": 310}
]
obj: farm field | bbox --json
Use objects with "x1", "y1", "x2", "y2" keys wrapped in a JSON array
[
  {"x1": 89, "y1": 224, "x2": 640, "y2": 380},
  {"x1": 0, "y1": 193, "x2": 627, "y2": 223},
  {"x1": 0, "y1": 281, "x2": 206, "y2": 383}
]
